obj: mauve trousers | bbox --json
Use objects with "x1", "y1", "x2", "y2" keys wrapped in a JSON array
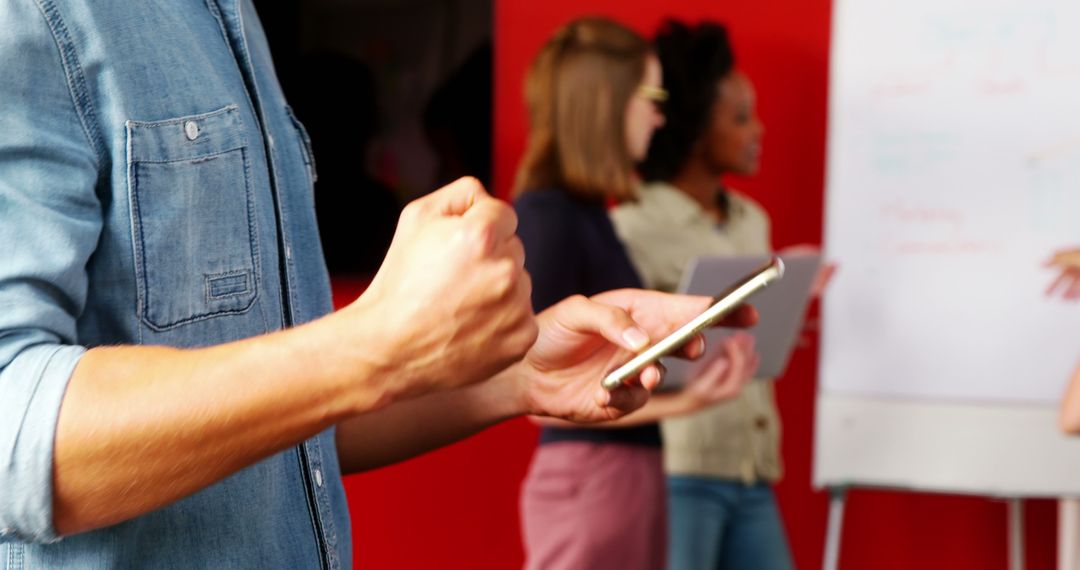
[{"x1": 520, "y1": 441, "x2": 667, "y2": 570}]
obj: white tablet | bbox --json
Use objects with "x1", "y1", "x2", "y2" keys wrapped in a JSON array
[{"x1": 660, "y1": 253, "x2": 821, "y2": 387}]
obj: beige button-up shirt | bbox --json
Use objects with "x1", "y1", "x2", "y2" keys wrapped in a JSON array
[{"x1": 611, "y1": 181, "x2": 783, "y2": 483}]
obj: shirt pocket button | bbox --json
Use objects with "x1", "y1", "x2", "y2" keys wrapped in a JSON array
[{"x1": 184, "y1": 120, "x2": 200, "y2": 141}]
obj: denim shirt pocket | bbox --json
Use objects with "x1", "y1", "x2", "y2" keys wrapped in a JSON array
[
  {"x1": 285, "y1": 105, "x2": 317, "y2": 184},
  {"x1": 126, "y1": 105, "x2": 260, "y2": 331}
]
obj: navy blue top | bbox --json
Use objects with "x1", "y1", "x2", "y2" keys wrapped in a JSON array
[{"x1": 514, "y1": 187, "x2": 661, "y2": 447}]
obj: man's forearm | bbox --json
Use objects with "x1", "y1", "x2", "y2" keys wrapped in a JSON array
[
  {"x1": 334, "y1": 366, "x2": 526, "y2": 475},
  {"x1": 52, "y1": 308, "x2": 387, "y2": 537},
  {"x1": 333, "y1": 289, "x2": 757, "y2": 473}
]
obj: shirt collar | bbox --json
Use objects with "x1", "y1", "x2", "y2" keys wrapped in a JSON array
[{"x1": 638, "y1": 181, "x2": 718, "y2": 225}]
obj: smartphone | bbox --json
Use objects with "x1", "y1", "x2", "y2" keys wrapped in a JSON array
[{"x1": 601, "y1": 256, "x2": 785, "y2": 391}]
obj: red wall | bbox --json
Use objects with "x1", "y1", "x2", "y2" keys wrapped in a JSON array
[{"x1": 338, "y1": 0, "x2": 1060, "y2": 567}]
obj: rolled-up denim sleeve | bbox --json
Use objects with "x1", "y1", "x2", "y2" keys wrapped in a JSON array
[{"x1": 0, "y1": 1, "x2": 104, "y2": 543}]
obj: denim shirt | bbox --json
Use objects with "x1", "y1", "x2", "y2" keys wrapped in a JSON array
[{"x1": 0, "y1": 1, "x2": 352, "y2": 568}]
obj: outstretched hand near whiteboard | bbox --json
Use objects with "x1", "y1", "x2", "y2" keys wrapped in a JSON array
[
  {"x1": 1059, "y1": 359, "x2": 1080, "y2": 434},
  {"x1": 1045, "y1": 248, "x2": 1080, "y2": 301}
]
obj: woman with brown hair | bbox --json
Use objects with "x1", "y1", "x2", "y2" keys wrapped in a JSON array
[{"x1": 513, "y1": 17, "x2": 757, "y2": 569}]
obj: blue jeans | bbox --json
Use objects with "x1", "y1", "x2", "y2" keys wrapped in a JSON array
[{"x1": 667, "y1": 476, "x2": 794, "y2": 570}]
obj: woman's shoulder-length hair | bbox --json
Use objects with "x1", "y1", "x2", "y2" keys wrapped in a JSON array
[{"x1": 513, "y1": 17, "x2": 651, "y2": 202}]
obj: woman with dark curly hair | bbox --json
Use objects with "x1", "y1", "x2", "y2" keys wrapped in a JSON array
[{"x1": 612, "y1": 20, "x2": 795, "y2": 570}]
